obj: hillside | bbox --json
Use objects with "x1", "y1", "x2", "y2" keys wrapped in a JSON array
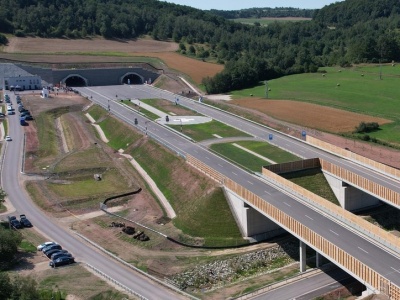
[{"x1": 1, "y1": 0, "x2": 400, "y2": 93}]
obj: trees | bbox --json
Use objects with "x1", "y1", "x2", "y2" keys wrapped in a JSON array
[
  {"x1": 0, "y1": 226, "x2": 22, "y2": 270},
  {"x1": 0, "y1": 273, "x2": 40, "y2": 300}
]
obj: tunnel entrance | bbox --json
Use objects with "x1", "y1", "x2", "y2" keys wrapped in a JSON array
[
  {"x1": 122, "y1": 73, "x2": 143, "y2": 85},
  {"x1": 64, "y1": 75, "x2": 87, "y2": 87}
]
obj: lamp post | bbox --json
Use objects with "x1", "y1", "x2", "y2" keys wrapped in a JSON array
[
  {"x1": 180, "y1": 119, "x2": 183, "y2": 132},
  {"x1": 107, "y1": 99, "x2": 110, "y2": 113},
  {"x1": 265, "y1": 80, "x2": 268, "y2": 99},
  {"x1": 145, "y1": 121, "x2": 149, "y2": 136}
]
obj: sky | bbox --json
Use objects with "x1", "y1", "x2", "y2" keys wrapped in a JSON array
[{"x1": 163, "y1": 0, "x2": 343, "y2": 10}]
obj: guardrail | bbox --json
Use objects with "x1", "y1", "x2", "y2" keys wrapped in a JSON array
[
  {"x1": 85, "y1": 263, "x2": 148, "y2": 300},
  {"x1": 76, "y1": 232, "x2": 199, "y2": 300}
]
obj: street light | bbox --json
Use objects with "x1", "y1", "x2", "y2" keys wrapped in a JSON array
[
  {"x1": 107, "y1": 99, "x2": 110, "y2": 113},
  {"x1": 145, "y1": 121, "x2": 149, "y2": 136},
  {"x1": 180, "y1": 119, "x2": 183, "y2": 132}
]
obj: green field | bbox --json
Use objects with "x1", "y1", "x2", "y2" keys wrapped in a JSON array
[
  {"x1": 232, "y1": 18, "x2": 311, "y2": 26},
  {"x1": 210, "y1": 141, "x2": 300, "y2": 173},
  {"x1": 169, "y1": 120, "x2": 251, "y2": 141}
]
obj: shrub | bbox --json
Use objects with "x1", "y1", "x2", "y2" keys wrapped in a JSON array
[{"x1": 354, "y1": 121, "x2": 379, "y2": 133}]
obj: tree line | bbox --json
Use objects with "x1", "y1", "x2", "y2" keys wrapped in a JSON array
[
  {"x1": 209, "y1": 7, "x2": 315, "y2": 19},
  {"x1": 0, "y1": 0, "x2": 400, "y2": 93}
]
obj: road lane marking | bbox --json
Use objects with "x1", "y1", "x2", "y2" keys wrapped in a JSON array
[
  {"x1": 232, "y1": 172, "x2": 238, "y2": 176},
  {"x1": 305, "y1": 215, "x2": 313, "y2": 220},
  {"x1": 205, "y1": 156, "x2": 210, "y2": 160},
  {"x1": 247, "y1": 181, "x2": 253, "y2": 185},
  {"x1": 283, "y1": 202, "x2": 291, "y2": 207},
  {"x1": 193, "y1": 150, "x2": 198, "y2": 153},
  {"x1": 218, "y1": 164, "x2": 223, "y2": 167},
  {"x1": 358, "y1": 247, "x2": 369, "y2": 254},
  {"x1": 264, "y1": 190, "x2": 271, "y2": 195},
  {"x1": 391, "y1": 267, "x2": 400, "y2": 274},
  {"x1": 329, "y1": 230, "x2": 339, "y2": 236}
]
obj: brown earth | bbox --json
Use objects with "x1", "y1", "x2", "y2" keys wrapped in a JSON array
[
  {"x1": 4, "y1": 37, "x2": 179, "y2": 53},
  {"x1": 230, "y1": 98, "x2": 392, "y2": 133}
]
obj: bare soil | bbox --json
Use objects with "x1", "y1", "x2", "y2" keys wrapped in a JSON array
[{"x1": 4, "y1": 37, "x2": 179, "y2": 53}]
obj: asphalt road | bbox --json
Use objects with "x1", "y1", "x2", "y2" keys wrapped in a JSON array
[
  {"x1": 249, "y1": 268, "x2": 356, "y2": 300},
  {"x1": 77, "y1": 85, "x2": 400, "y2": 290},
  {"x1": 1, "y1": 91, "x2": 186, "y2": 300}
]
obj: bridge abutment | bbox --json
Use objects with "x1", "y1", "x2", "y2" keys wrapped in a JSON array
[
  {"x1": 323, "y1": 172, "x2": 380, "y2": 211},
  {"x1": 300, "y1": 241, "x2": 307, "y2": 272},
  {"x1": 224, "y1": 188, "x2": 285, "y2": 241}
]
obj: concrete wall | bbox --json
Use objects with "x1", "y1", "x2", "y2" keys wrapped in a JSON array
[
  {"x1": 53, "y1": 67, "x2": 160, "y2": 86},
  {"x1": 323, "y1": 171, "x2": 380, "y2": 211},
  {"x1": 224, "y1": 188, "x2": 284, "y2": 241}
]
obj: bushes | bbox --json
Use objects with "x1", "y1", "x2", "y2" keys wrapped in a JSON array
[{"x1": 354, "y1": 121, "x2": 380, "y2": 134}]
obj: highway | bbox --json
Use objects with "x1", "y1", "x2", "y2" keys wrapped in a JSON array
[
  {"x1": 105, "y1": 84, "x2": 400, "y2": 199},
  {"x1": 1, "y1": 91, "x2": 186, "y2": 300},
  {"x1": 77, "y1": 85, "x2": 400, "y2": 291}
]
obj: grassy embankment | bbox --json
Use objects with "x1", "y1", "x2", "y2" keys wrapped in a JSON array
[
  {"x1": 88, "y1": 105, "x2": 246, "y2": 247},
  {"x1": 231, "y1": 65, "x2": 400, "y2": 145},
  {"x1": 25, "y1": 107, "x2": 137, "y2": 213}
]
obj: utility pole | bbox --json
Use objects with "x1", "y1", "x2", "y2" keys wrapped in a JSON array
[{"x1": 265, "y1": 80, "x2": 269, "y2": 99}]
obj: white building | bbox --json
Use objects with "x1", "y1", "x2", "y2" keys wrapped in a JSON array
[{"x1": 5, "y1": 75, "x2": 42, "y2": 91}]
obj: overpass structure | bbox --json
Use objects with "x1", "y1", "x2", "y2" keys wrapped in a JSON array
[{"x1": 77, "y1": 85, "x2": 400, "y2": 299}]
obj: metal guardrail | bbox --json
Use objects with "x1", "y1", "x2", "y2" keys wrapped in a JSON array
[
  {"x1": 76, "y1": 232, "x2": 199, "y2": 300},
  {"x1": 85, "y1": 263, "x2": 148, "y2": 300}
]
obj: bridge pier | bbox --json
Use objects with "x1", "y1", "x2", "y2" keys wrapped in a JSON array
[
  {"x1": 224, "y1": 188, "x2": 285, "y2": 241},
  {"x1": 316, "y1": 252, "x2": 323, "y2": 268},
  {"x1": 323, "y1": 172, "x2": 380, "y2": 211},
  {"x1": 300, "y1": 241, "x2": 307, "y2": 272}
]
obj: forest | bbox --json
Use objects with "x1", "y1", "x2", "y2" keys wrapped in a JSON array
[
  {"x1": 209, "y1": 7, "x2": 315, "y2": 19},
  {"x1": 0, "y1": 0, "x2": 400, "y2": 93}
]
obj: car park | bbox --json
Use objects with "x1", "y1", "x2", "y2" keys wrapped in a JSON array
[
  {"x1": 37, "y1": 241, "x2": 56, "y2": 251},
  {"x1": 19, "y1": 214, "x2": 32, "y2": 227},
  {"x1": 8, "y1": 216, "x2": 22, "y2": 229},
  {"x1": 0, "y1": 113, "x2": 5, "y2": 118},
  {"x1": 5, "y1": 136, "x2": 12, "y2": 141},
  {"x1": 49, "y1": 256, "x2": 75, "y2": 268},
  {"x1": 24, "y1": 115, "x2": 33, "y2": 120}
]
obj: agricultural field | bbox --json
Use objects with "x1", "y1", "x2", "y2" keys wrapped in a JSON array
[
  {"x1": 229, "y1": 65, "x2": 400, "y2": 145},
  {"x1": 232, "y1": 17, "x2": 311, "y2": 26}
]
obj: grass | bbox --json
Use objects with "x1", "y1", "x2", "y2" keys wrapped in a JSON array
[
  {"x1": 87, "y1": 105, "x2": 108, "y2": 121},
  {"x1": 131, "y1": 139, "x2": 246, "y2": 246},
  {"x1": 281, "y1": 168, "x2": 340, "y2": 205},
  {"x1": 230, "y1": 65, "x2": 400, "y2": 144},
  {"x1": 19, "y1": 240, "x2": 37, "y2": 252},
  {"x1": 98, "y1": 116, "x2": 142, "y2": 150},
  {"x1": 232, "y1": 18, "x2": 310, "y2": 26},
  {"x1": 210, "y1": 141, "x2": 300, "y2": 173},
  {"x1": 169, "y1": 120, "x2": 251, "y2": 142},
  {"x1": 47, "y1": 168, "x2": 130, "y2": 198}
]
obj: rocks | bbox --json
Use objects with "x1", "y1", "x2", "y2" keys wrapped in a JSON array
[{"x1": 169, "y1": 241, "x2": 298, "y2": 291}]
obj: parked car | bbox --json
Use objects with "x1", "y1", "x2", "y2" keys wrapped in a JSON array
[
  {"x1": 24, "y1": 115, "x2": 33, "y2": 120},
  {"x1": 50, "y1": 250, "x2": 69, "y2": 260},
  {"x1": 8, "y1": 216, "x2": 22, "y2": 229},
  {"x1": 49, "y1": 256, "x2": 75, "y2": 268},
  {"x1": 51, "y1": 252, "x2": 72, "y2": 261},
  {"x1": 19, "y1": 214, "x2": 32, "y2": 227},
  {"x1": 5, "y1": 136, "x2": 12, "y2": 141},
  {"x1": 45, "y1": 248, "x2": 66, "y2": 258},
  {"x1": 42, "y1": 244, "x2": 62, "y2": 254},
  {"x1": 37, "y1": 241, "x2": 56, "y2": 251}
]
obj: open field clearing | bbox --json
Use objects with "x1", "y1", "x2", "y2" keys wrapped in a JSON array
[
  {"x1": 3, "y1": 36, "x2": 179, "y2": 53},
  {"x1": 1, "y1": 37, "x2": 223, "y2": 84},
  {"x1": 232, "y1": 17, "x2": 311, "y2": 26}
]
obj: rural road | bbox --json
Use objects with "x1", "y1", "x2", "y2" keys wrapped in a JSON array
[{"x1": 1, "y1": 91, "x2": 187, "y2": 300}]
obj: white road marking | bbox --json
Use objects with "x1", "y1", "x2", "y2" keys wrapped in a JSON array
[
  {"x1": 193, "y1": 150, "x2": 198, "y2": 153},
  {"x1": 329, "y1": 230, "x2": 339, "y2": 236},
  {"x1": 205, "y1": 157, "x2": 210, "y2": 160},
  {"x1": 284, "y1": 202, "x2": 291, "y2": 207},
  {"x1": 218, "y1": 164, "x2": 223, "y2": 167},
  {"x1": 247, "y1": 181, "x2": 254, "y2": 185},
  {"x1": 305, "y1": 215, "x2": 313, "y2": 220},
  {"x1": 264, "y1": 190, "x2": 271, "y2": 195},
  {"x1": 391, "y1": 267, "x2": 400, "y2": 274},
  {"x1": 358, "y1": 247, "x2": 369, "y2": 254},
  {"x1": 232, "y1": 172, "x2": 238, "y2": 176}
]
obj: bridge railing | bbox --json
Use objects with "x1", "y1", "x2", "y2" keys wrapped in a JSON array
[
  {"x1": 261, "y1": 165, "x2": 400, "y2": 256},
  {"x1": 186, "y1": 154, "x2": 400, "y2": 299},
  {"x1": 307, "y1": 136, "x2": 400, "y2": 180},
  {"x1": 320, "y1": 159, "x2": 400, "y2": 207}
]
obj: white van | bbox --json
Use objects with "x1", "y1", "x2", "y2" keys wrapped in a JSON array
[{"x1": 7, "y1": 105, "x2": 13, "y2": 111}]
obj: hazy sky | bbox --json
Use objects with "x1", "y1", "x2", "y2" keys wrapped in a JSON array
[{"x1": 163, "y1": 0, "x2": 343, "y2": 10}]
